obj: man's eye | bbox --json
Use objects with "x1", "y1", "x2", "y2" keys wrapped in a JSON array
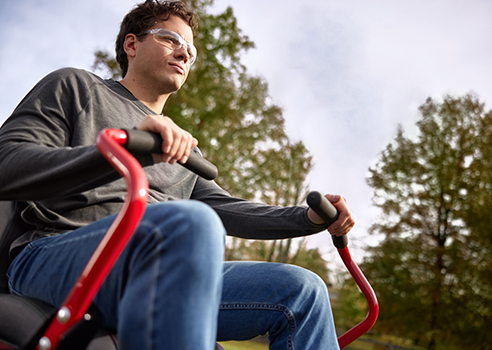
[{"x1": 158, "y1": 35, "x2": 178, "y2": 44}]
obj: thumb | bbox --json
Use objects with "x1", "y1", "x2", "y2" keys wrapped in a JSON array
[{"x1": 325, "y1": 194, "x2": 341, "y2": 204}]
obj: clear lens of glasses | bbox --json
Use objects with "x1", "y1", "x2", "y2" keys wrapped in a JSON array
[{"x1": 147, "y1": 28, "x2": 197, "y2": 65}]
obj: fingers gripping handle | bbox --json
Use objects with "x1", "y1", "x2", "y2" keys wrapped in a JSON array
[
  {"x1": 124, "y1": 129, "x2": 218, "y2": 180},
  {"x1": 306, "y1": 191, "x2": 348, "y2": 249}
]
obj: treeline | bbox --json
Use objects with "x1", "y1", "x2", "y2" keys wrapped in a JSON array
[{"x1": 335, "y1": 94, "x2": 492, "y2": 350}]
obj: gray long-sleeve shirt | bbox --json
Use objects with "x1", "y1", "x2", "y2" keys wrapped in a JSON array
[{"x1": 0, "y1": 68, "x2": 326, "y2": 252}]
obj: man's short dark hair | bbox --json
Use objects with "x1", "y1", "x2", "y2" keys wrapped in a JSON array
[{"x1": 116, "y1": 0, "x2": 197, "y2": 78}]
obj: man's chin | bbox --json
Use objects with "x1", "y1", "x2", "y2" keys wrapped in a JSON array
[{"x1": 159, "y1": 80, "x2": 185, "y2": 95}]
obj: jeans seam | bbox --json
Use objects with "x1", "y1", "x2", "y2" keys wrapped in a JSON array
[
  {"x1": 219, "y1": 303, "x2": 296, "y2": 350},
  {"x1": 140, "y1": 221, "x2": 164, "y2": 350}
]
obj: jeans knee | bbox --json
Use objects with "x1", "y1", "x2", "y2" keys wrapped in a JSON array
[
  {"x1": 126, "y1": 200, "x2": 225, "y2": 272},
  {"x1": 140, "y1": 199, "x2": 223, "y2": 236},
  {"x1": 173, "y1": 200, "x2": 226, "y2": 254},
  {"x1": 298, "y1": 266, "x2": 328, "y2": 294},
  {"x1": 276, "y1": 265, "x2": 330, "y2": 309},
  {"x1": 182, "y1": 200, "x2": 225, "y2": 239}
]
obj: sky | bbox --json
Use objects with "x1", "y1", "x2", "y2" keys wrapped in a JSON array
[{"x1": 1, "y1": 0, "x2": 491, "y2": 264}]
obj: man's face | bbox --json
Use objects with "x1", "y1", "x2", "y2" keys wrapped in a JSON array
[{"x1": 129, "y1": 15, "x2": 194, "y2": 94}]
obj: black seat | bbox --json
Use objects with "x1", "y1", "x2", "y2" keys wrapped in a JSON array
[{"x1": 0, "y1": 293, "x2": 117, "y2": 349}]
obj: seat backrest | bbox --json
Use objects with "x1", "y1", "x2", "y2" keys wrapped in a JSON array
[{"x1": 0, "y1": 201, "x2": 28, "y2": 293}]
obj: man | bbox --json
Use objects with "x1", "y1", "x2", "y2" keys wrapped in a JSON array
[{"x1": 0, "y1": 1, "x2": 354, "y2": 349}]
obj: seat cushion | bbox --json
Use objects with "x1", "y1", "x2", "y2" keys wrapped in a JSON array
[
  {"x1": 0, "y1": 294, "x2": 117, "y2": 350},
  {"x1": 0, "y1": 293, "x2": 54, "y2": 346},
  {"x1": 0, "y1": 293, "x2": 224, "y2": 350}
]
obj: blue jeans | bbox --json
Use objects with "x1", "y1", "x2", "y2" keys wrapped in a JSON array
[{"x1": 8, "y1": 201, "x2": 339, "y2": 350}]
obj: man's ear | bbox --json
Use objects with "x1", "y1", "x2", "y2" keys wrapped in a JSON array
[{"x1": 123, "y1": 33, "x2": 138, "y2": 58}]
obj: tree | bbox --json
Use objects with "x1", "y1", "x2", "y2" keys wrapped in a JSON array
[
  {"x1": 163, "y1": 2, "x2": 293, "y2": 202},
  {"x1": 364, "y1": 94, "x2": 492, "y2": 349},
  {"x1": 92, "y1": 0, "x2": 329, "y2": 273}
]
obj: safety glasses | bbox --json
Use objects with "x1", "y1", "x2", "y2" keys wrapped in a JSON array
[{"x1": 144, "y1": 28, "x2": 197, "y2": 65}]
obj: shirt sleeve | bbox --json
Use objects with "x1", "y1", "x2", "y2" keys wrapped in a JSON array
[
  {"x1": 0, "y1": 69, "x2": 150, "y2": 201},
  {"x1": 191, "y1": 176, "x2": 328, "y2": 240}
]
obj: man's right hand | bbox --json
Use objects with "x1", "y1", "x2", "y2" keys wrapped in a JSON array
[
  {"x1": 307, "y1": 194, "x2": 355, "y2": 237},
  {"x1": 137, "y1": 114, "x2": 198, "y2": 165}
]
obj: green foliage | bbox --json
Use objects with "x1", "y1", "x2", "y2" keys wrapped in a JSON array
[
  {"x1": 170, "y1": 2, "x2": 320, "y2": 270},
  {"x1": 365, "y1": 93, "x2": 492, "y2": 349},
  {"x1": 164, "y1": 3, "x2": 299, "y2": 201},
  {"x1": 92, "y1": 50, "x2": 121, "y2": 80}
]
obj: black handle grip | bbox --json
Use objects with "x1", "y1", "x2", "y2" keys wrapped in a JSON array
[
  {"x1": 306, "y1": 191, "x2": 348, "y2": 249},
  {"x1": 123, "y1": 129, "x2": 218, "y2": 181}
]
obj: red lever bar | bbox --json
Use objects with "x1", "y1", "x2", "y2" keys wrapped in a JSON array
[
  {"x1": 38, "y1": 129, "x2": 149, "y2": 350},
  {"x1": 306, "y1": 191, "x2": 379, "y2": 349},
  {"x1": 336, "y1": 247, "x2": 379, "y2": 349}
]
